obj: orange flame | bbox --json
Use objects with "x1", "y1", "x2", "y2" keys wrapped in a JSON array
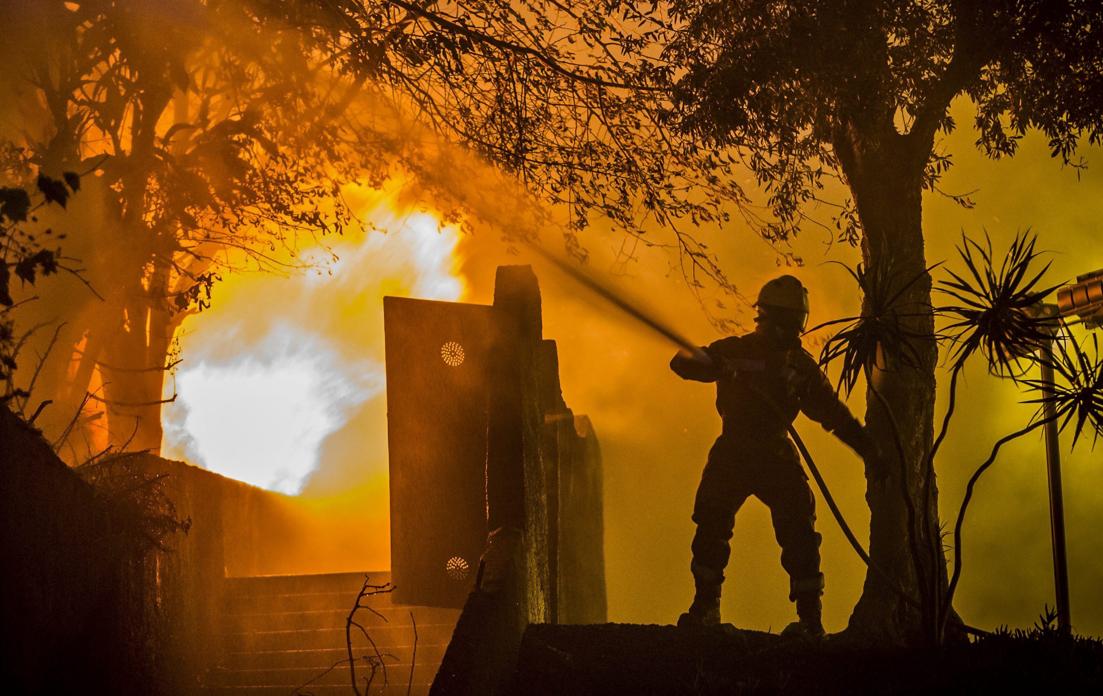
[{"x1": 162, "y1": 183, "x2": 467, "y2": 494}]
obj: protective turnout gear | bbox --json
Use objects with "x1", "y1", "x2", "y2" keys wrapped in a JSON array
[
  {"x1": 678, "y1": 598, "x2": 721, "y2": 628},
  {"x1": 671, "y1": 278, "x2": 867, "y2": 633},
  {"x1": 671, "y1": 332, "x2": 864, "y2": 442},
  {"x1": 685, "y1": 434, "x2": 824, "y2": 630}
]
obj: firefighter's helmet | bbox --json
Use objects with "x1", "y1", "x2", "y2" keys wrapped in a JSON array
[
  {"x1": 756, "y1": 275, "x2": 809, "y2": 331},
  {"x1": 757, "y1": 275, "x2": 809, "y2": 312}
]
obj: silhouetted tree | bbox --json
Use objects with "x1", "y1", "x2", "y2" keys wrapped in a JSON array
[{"x1": 0, "y1": 0, "x2": 382, "y2": 454}]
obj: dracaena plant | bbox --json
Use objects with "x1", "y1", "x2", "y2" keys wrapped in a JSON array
[
  {"x1": 1023, "y1": 332, "x2": 1103, "y2": 447},
  {"x1": 939, "y1": 231, "x2": 1059, "y2": 377},
  {"x1": 812, "y1": 260, "x2": 937, "y2": 397},
  {"x1": 813, "y1": 229, "x2": 1101, "y2": 645},
  {"x1": 943, "y1": 326, "x2": 1101, "y2": 638}
]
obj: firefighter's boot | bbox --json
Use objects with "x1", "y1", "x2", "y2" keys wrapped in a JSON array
[
  {"x1": 678, "y1": 561, "x2": 722, "y2": 627},
  {"x1": 782, "y1": 593, "x2": 825, "y2": 639}
]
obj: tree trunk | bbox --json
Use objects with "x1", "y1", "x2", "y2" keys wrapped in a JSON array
[
  {"x1": 99, "y1": 267, "x2": 178, "y2": 455},
  {"x1": 836, "y1": 129, "x2": 947, "y2": 643},
  {"x1": 97, "y1": 81, "x2": 175, "y2": 454},
  {"x1": 28, "y1": 266, "x2": 179, "y2": 458}
]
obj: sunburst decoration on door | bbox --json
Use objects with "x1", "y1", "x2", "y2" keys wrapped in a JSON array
[{"x1": 440, "y1": 341, "x2": 465, "y2": 366}]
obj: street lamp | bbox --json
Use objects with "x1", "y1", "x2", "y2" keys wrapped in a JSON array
[
  {"x1": 1039, "y1": 268, "x2": 1103, "y2": 636},
  {"x1": 1057, "y1": 269, "x2": 1103, "y2": 328}
]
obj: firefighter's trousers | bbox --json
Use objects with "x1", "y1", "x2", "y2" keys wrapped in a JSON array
[{"x1": 690, "y1": 433, "x2": 824, "y2": 601}]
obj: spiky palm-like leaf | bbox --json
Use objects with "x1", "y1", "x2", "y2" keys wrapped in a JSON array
[
  {"x1": 812, "y1": 261, "x2": 936, "y2": 396},
  {"x1": 1023, "y1": 331, "x2": 1103, "y2": 447},
  {"x1": 939, "y1": 231, "x2": 1059, "y2": 376}
]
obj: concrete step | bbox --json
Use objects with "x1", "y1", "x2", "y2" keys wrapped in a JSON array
[
  {"x1": 206, "y1": 571, "x2": 459, "y2": 696},
  {"x1": 205, "y1": 684, "x2": 434, "y2": 696},
  {"x1": 225, "y1": 622, "x2": 457, "y2": 653},
  {"x1": 228, "y1": 590, "x2": 389, "y2": 615},
  {"x1": 225, "y1": 644, "x2": 449, "y2": 671},
  {"x1": 228, "y1": 608, "x2": 461, "y2": 635},
  {"x1": 224, "y1": 571, "x2": 391, "y2": 598},
  {"x1": 211, "y1": 661, "x2": 442, "y2": 688},
  {"x1": 227, "y1": 605, "x2": 461, "y2": 633}
]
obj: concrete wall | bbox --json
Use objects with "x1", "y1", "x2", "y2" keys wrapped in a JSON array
[
  {"x1": 1, "y1": 405, "x2": 143, "y2": 694},
  {"x1": 0, "y1": 405, "x2": 350, "y2": 695},
  {"x1": 551, "y1": 414, "x2": 606, "y2": 625},
  {"x1": 83, "y1": 453, "x2": 308, "y2": 693},
  {"x1": 431, "y1": 266, "x2": 606, "y2": 695}
]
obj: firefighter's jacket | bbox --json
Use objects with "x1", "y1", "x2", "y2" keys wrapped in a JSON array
[{"x1": 670, "y1": 329, "x2": 869, "y2": 453}]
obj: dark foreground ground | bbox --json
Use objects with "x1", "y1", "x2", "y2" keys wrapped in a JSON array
[{"x1": 509, "y1": 623, "x2": 1103, "y2": 695}]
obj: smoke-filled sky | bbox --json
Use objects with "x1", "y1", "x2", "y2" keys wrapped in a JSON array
[{"x1": 156, "y1": 95, "x2": 1102, "y2": 636}]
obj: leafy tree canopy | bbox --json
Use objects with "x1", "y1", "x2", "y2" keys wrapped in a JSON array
[
  {"x1": 284, "y1": 1, "x2": 1103, "y2": 282},
  {"x1": 666, "y1": 0, "x2": 1103, "y2": 227}
]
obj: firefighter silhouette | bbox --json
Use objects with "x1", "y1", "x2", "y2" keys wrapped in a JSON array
[{"x1": 671, "y1": 275, "x2": 878, "y2": 637}]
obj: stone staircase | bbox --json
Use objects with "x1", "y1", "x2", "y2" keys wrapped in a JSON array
[{"x1": 204, "y1": 571, "x2": 461, "y2": 695}]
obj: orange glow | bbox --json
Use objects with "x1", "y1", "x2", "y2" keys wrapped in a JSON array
[{"x1": 161, "y1": 182, "x2": 467, "y2": 494}]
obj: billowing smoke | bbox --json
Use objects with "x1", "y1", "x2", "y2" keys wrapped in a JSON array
[{"x1": 161, "y1": 183, "x2": 468, "y2": 497}]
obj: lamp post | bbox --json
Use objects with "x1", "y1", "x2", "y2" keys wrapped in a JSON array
[{"x1": 1041, "y1": 269, "x2": 1103, "y2": 636}]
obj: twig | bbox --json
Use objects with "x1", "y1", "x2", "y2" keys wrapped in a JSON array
[
  {"x1": 80, "y1": 442, "x2": 118, "y2": 468},
  {"x1": 19, "y1": 321, "x2": 66, "y2": 414},
  {"x1": 27, "y1": 399, "x2": 52, "y2": 425},
  {"x1": 52, "y1": 390, "x2": 94, "y2": 451},
  {"x1": 345, "y1": 575, "x2": 396, "y2": 696},
  {"x1": 291, "y1": 656, "x2": 353, "y2": 695},
  {"x1": 10, "y1": 319, "x2": 53, "y2": 370},
  {"x1": 58, "y1": 260, "x2": 105, "y2": 301},
  {"x1": 0, "y1": 295, "x2": 39, "y2": 313},
  {"x1": 924, "y1": 363, "x2": 963, "y2": 637},
  {"x1": 351, "y1": 618, "x2": 394, "y2": 691},
  {"x1": 407, "y1": 610, "x2": 418, "y2": 696},
  {"x1": 85, "y1": 392, "x2": 178, "y2": 407}
]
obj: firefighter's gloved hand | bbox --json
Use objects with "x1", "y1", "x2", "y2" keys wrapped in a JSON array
[
  {"x1": 860, "y1": 434, "x2": 889, "y2": 487},
  {"x1": 835, "y1": 420, "x2": 888, "y2": 485},
  {"x1": 671, "y1": 347, "x2": 723, "y2": 382}
]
